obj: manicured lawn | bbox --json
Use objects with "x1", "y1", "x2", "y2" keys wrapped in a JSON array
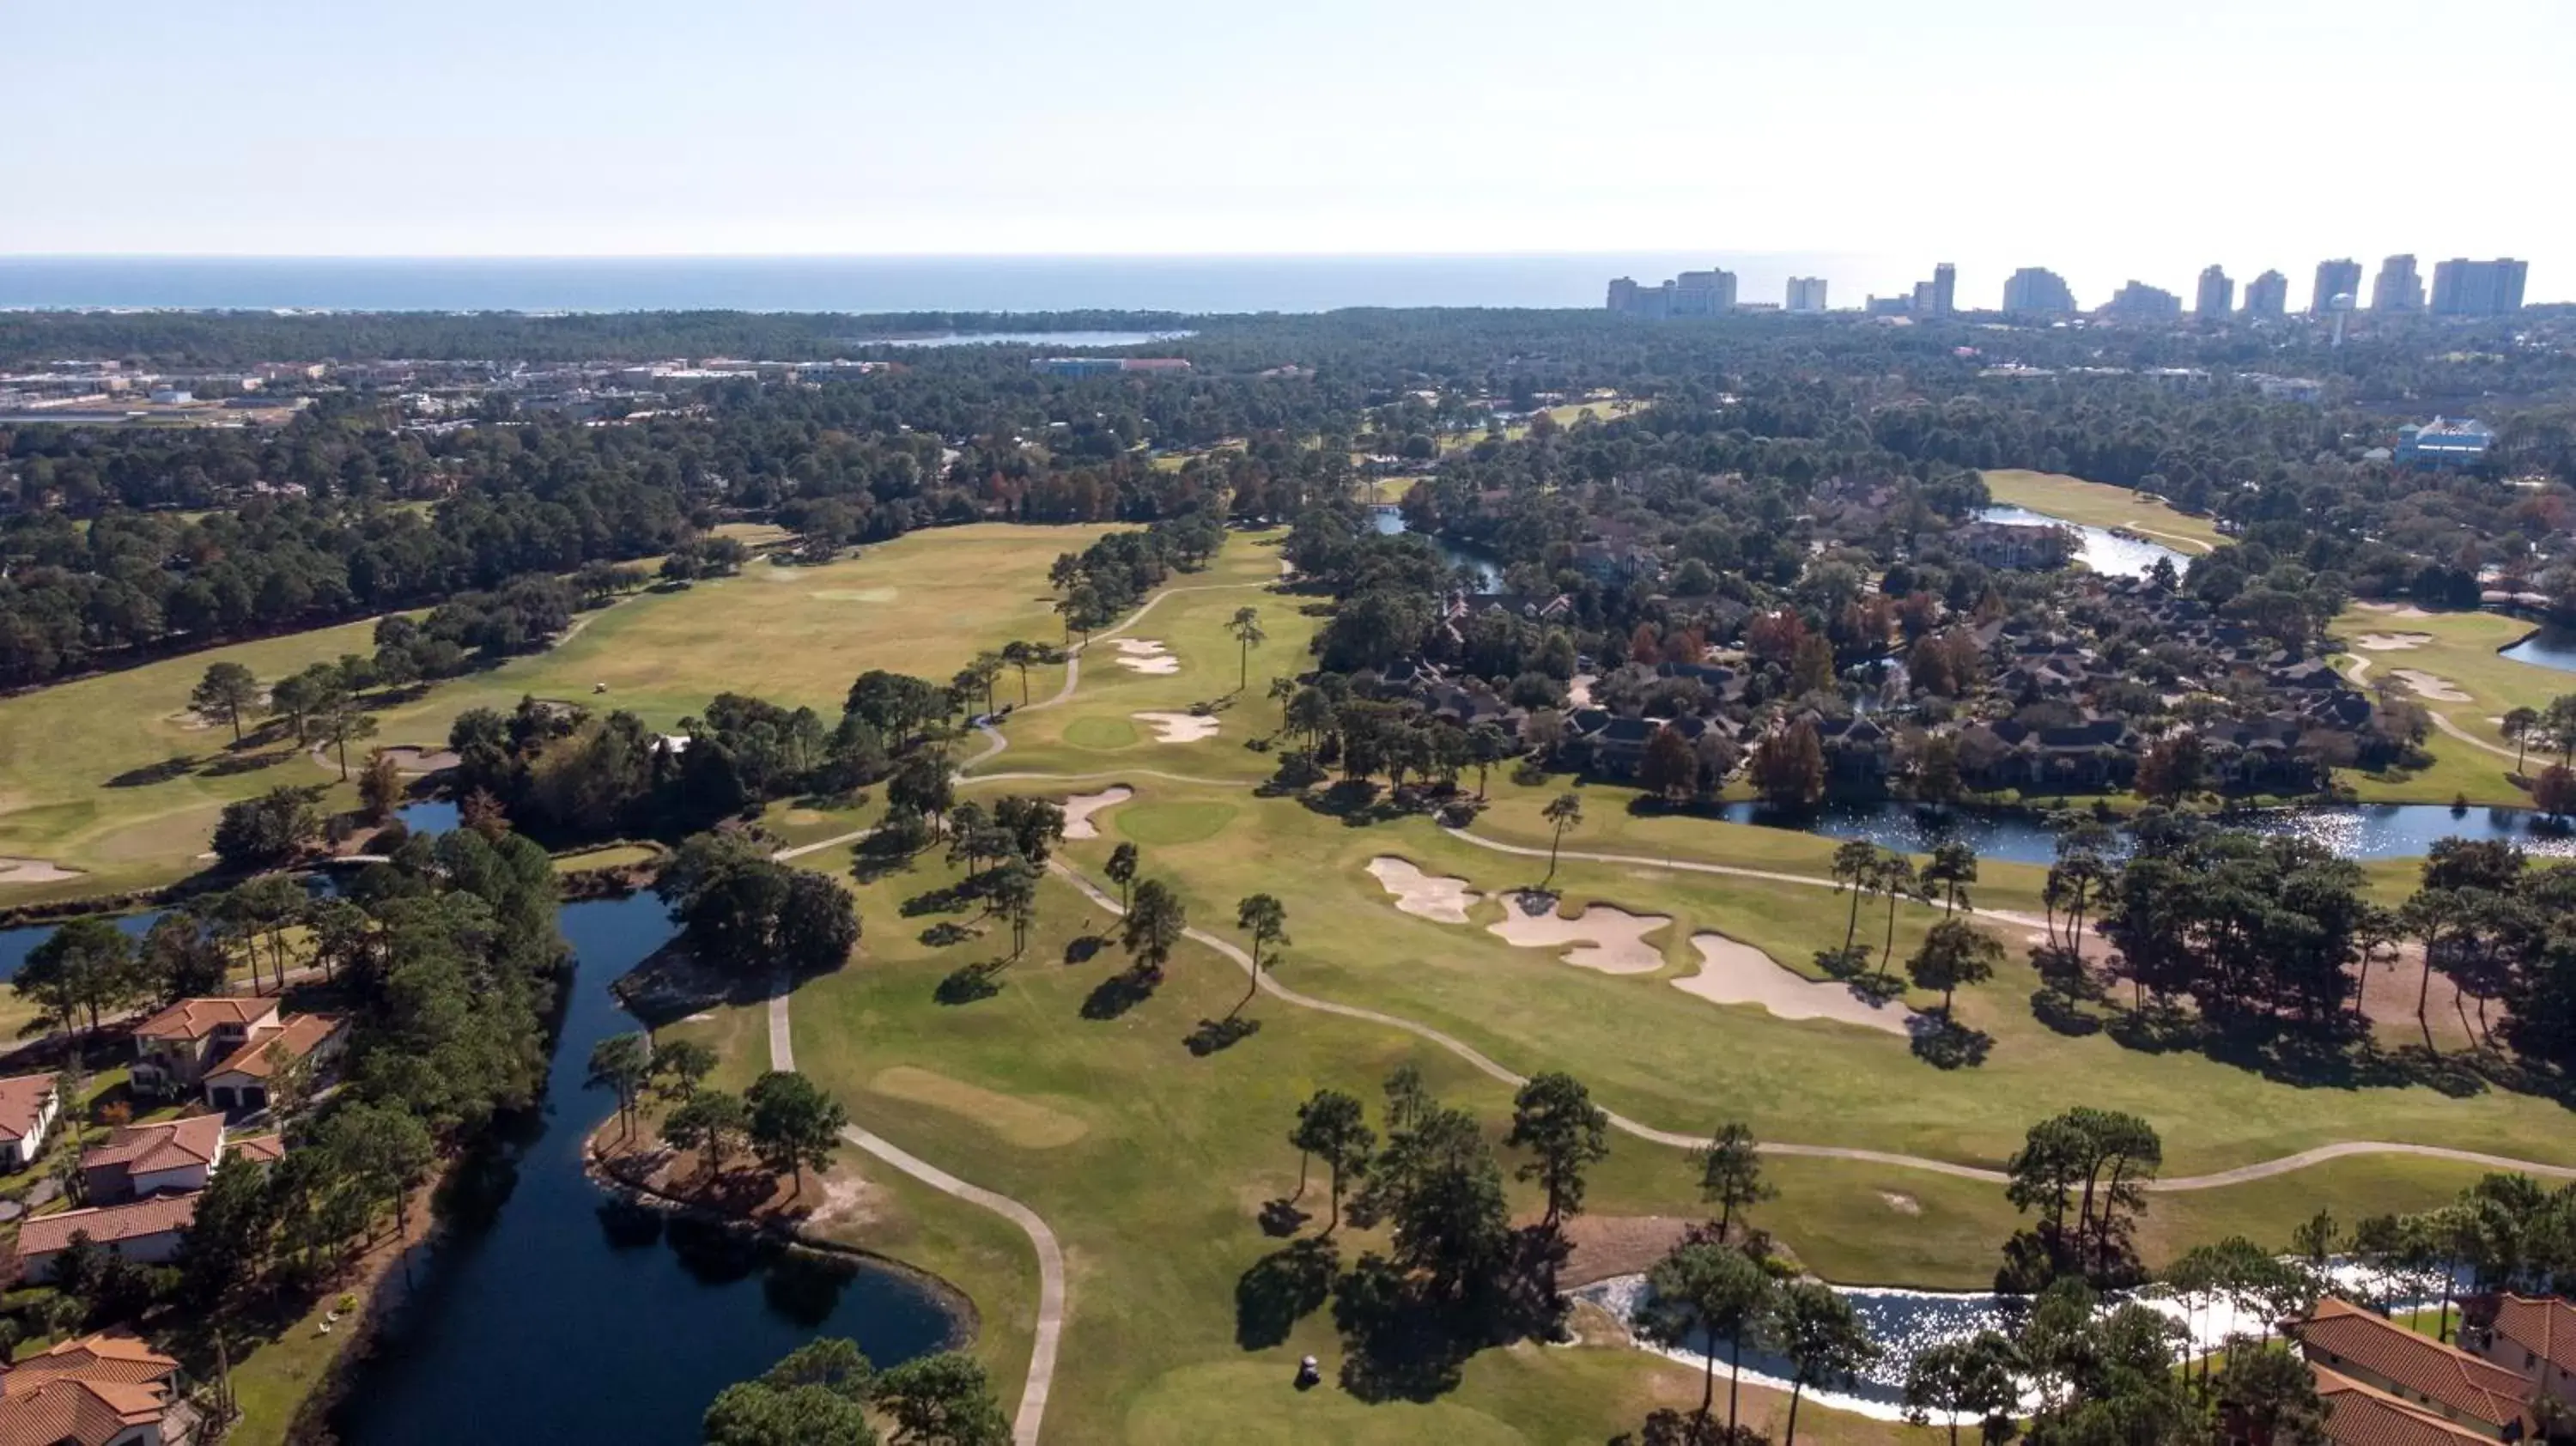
[
  {"x1": 550, "y1": 843, "x2": 660, "y2": 872},
  {"x1": 1978, "y1": 470, "x2": 2225, "y2": 553},
  {"x1": 0, "y1": 524, "x2": 1119, "y2": 896},
  {"x1": 2330, "y1": 604, "x2": 2575, "y2": 806}
]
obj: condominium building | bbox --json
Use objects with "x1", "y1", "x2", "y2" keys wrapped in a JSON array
[
  {"x1": 1931, "y1": 263, "x2": 1956, "y2": 317},
  {"x1": 2195, "y1": 265, "x2": 2233, "y2": 319},
  {"x1": 2244, "y1": 270, "x2": 2289, "y2": 319},
  {"x1": 2002, "y1": 267, "x2": 2076, "y2": 315},
  {"x1": 2100, "y1": 280, "x2": 2183, "y2": 320},
  {"x1": 2430, "y1": 258, "x2": 2530, "y2": 317},
  {"x1": 2312, "y1": 258, "x2": 2362, "y2": 313},
  {"x1": 1784, "y1": 276, "x2": 1829, "y2": 313},
  {"x1": 1606, "y1": 268, "x2": 1736, "y2": 319},
  {"x1": 2372, "y1": 254, "x2": 2425, "y2": 313}
]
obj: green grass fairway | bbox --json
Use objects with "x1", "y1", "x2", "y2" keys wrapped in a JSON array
[
  {"x1": 2331, "y1": 603, "x2": 2575, "y2": 805},
  {"x1": 1978, "y1": 470, "x2": 2225, "y2": 553},
  {"x1": 1115, "y1": 801, "x2": 1238, "y2": 845},
  {"x1": 0, "y1": 525, "x2": 1119, "y2": 896},
  {"x1": 1064, "y1": 716, "x2": 1140, "y2": 750}
]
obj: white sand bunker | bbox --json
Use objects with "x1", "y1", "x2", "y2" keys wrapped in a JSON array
[
  {"x1": 2353, "y1": 633, "x2": 2432, "y2": 652},
  {"x1": 2393, "y1": 670, "x2": 2472, "y2": 702},
  {"x1": 1487, "y1": 896, "x2": 1672, "y2": 975},
  {"x1": 1060, "y1": 786, "x2": 1133, "y2": 840},
  {"x1": 1112, "y1": 639, "x2": 1180, "y2": 675},
  {"x1": 1672, "y1": 933, "x2": 1917, "y2": 1035},
  {"x1": 0, "y1": 858, "x2": 82, "y2": 885},
  {"x1": 1366, "y1": 856, "x2": 1482, "y2": 924},
  {"x1": 1133, "y1": 712, "x2": 1219, "y2": 743},
  {"x1": 375, "y1": 745, "x2": 460, "y2": 772}
]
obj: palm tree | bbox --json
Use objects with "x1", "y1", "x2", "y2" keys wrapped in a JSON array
[
  {"x1": 1227, "y1": 606, "x2": 1267, "y2": 692},
  {"x1": 1830, "y1": 838, "x2": 1878, "y2": 951},
  {"x1": 1232, "y1": 894, "x2": 1288, "y2": 1018},
  {"x1": 2503, "y1": 706, "x2": 2539, "y2": 776},
  {"x1": 1540, "y1": 793, "x2": 1583, "y2": 889}
]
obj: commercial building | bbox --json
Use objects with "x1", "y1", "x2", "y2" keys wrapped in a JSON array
[
  {"x1": 2002, "y1": 267, "x2": 2076, "y2": 315},
  {"x1": 2372, "y1": 254, "x2": 2425, "y2": 313},
  {"x1": 1784, "y1": 276, "x2": 1829, "y2": 313},
  {"x1": 1028, "y1": 357, "x2": 1192, "y2": 376},
  {"x1": 2244, "y1": 269, "x2": 2289, "y2": 319},
  {"x1": 2313, "y1": 258, "x2": 2363, "y2": 313},
  {"x1": 2195, "y1": 265, "x2": 2233, "y2": 318},
  {"x1": 1931, "y1": 263, "x2": 1956, "y2": 317},
  {"x1": 2431, "y1": 258, "x2": 2530, "y2": 316},
  {"x1": 2397, "y1": 416, "x2": 2494, "y2": 468},
  {"x1": 2100, "y1": 281, "x2": 2183, "y2": 320}
]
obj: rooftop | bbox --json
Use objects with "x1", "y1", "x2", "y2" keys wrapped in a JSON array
[
  {"x1": 81, "y1": 1115, "x2": 224, "y2": 1178},
  {"x1": 17, "y1": 1194, "x2": 200, "y2": 1256},
  {"x1": 132, "y1": 997, "x2": 276, "y2": 1043},
  {"x1": 2310, "y1": 1365, "x2": 2497, "y2": 1446},
  {"x1": 209, "y1": 1013, "x2": 344, "y2": 1081},
  {"x1": 0, "y1": 1075, "x2": 55, "y2": 1145},
  {"x1": 2291, "y1": 1298, "x2": 2532, "y2": 1432},
  {"x1": 2488, "y1": 1292, "x2": 2576, "y2": 1377}
]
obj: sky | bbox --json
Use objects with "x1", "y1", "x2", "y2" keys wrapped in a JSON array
[{"x1": 8, "y1": 0, "x2": 2571, "y2": 305}]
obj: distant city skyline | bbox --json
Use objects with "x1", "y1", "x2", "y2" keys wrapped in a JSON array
[{"x1": 4, "y1": 0, "x2": 2568, "y2": 303}]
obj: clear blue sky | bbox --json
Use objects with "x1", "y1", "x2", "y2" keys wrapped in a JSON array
[{"x1": 9, "y1": 0, "x2": 2568, "y2": 303}]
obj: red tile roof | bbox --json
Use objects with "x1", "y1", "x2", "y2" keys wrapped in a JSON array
[
  {"x1": 3, "y1": 1332, "x2": 180, "y2": 1392},
  {"x1": 227, "y1": 1133, "x2": 286, "y2": 1164},
  {"x1": 132, "y1": 997, "x2": 275, "y2": 1042},
  {"x1": 16, "y1": 1194, "x2": 199, "y2": 1257},
  {"x1": 2291, "y1": 1298, "x2": 2533, "y2": 1433},
  {"x1": 208, "y1": 1014, "x2": 343, "y2": 1081},
  {"x1": 2312, "y1": 1366, "x2": 2500, "y2": 1446},
  {"x1": 81, "y1": 1115, "x2": 224, "y2": 1177},
  {"x1": 2489, "y1": 1293, "x2": 2576, "y2": 1378},
  {"x1": 0, "y1": 1378, "x2": 168, "y2": 1446},
  {"x1": 0, "y1": 1075, "x2": 54, "y2": 1145}
]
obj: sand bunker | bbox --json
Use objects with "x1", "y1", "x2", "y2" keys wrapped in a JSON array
[
  {"x1": 2356, "y1": 602, "x2": 2436, "y2": 619},
  {"x1": 1133, "y1": 712, "x2": 1219, "y2": 743},
  {"x1": 1366, "y1": 856, "x2": 1482, "y2": 924},
  {"x1": 1112, "y1": 639, "x2": 1181, "y2": 675},
  {"x1": 2353, "y1": 633, "x2": 2433, "y2": 652},
  {"x1": 1671, "y1": 933, "x2": 1917, "y2": 1035},
  {"x1": 0, "y1": 858, "x2": 82, "y2": 885},
  {"x1": 1060, "y1": 786, "x2": 1134, "y2": 840},
  {"x1": 1487, "y1": 896, "x2": 1672, "y2": 974},
  {"x1": 2393, "y1": 670, "x2": 2472, "y2": 702},
  {"x1": 375, "y1": 745, "x2": 460, "y2": 772}
]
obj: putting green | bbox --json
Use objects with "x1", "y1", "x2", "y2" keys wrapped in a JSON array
[
  {"x1": 1065, "y1": 716, "x2": 1140, "y2": 750},
  {"x1": 1115, "y1": 801, "x2": 1237, "y2": 846}
]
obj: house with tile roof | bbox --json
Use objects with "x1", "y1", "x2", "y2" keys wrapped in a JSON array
[
  {"x1": 79, "y1": 1117, "x2": 225, "y2": 1206},
  {"x1": 2288, "y1": 1297, "x2": 2537, "y2": 1439},
  {"x1": 2309, "y1": 1365, "x2": 2505, "y2": 1446},
  {"x1": 129, "y1": 999, "x2": 281, "y2": 1097},
  {"x1": 16, "y1": 1195, "x2": 200, "y2": 1282},
  {"x1": 199, "y1": 1014, "x2": 344, "y2": 1115},
  {"x1": 2472, "y1": 1293, "x2": 2576, "y2": 1408},
  {"x1": 0, "y1": 1074, "x2": 60, "y2": 1171},
  {"x1": 0, "y1": 1331, "x2": 193, "y2": 1446}
]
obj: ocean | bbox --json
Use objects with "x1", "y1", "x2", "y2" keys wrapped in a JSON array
[{"x1": 0, "y1": 252, "x2": 1899, "y2": 315}]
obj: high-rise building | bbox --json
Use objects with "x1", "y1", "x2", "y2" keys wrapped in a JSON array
[
  {"x1": 1932, "y1": 263, "x2": 1957, "y2": 317},
  {"x1": 1607, "y1": 267, "x2": 1735, "y2": 318},
  {"x1": 2371, "y1": 255, "x2": 2424, "y2": 313},
  {"x1": 2195, "y1": 265, "x2": 2233, "y2": 319},
  {"x1": 2429, "y1": 258, "x2": 2530, "y2": 317},
  {"x1": 1911, "y1": 280, "x2": 1936, "y2": 314},
  {"x1": 2102, "y1": 281, "x2": 2184, "y2": 321},
  {"x1": 1785, "y1": 276, "x2": 1829, "y2": 313},
  {"x1": 2244, "y1": 270, "x2": 2289, "y2": 320},
  {"x1": 2002, "y1": 267, "x2": 2076, "y2": 315},
  {"x1": 2312, "y1": 258, "x2": 2362, "y2": 314}
]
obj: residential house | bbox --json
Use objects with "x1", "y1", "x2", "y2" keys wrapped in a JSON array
[
  {"x1": 2287, "y1": 1297, "x2": 2535, "y2": 1439},
  {"x1": 2305, "y1": 1366, "x2": 2500, "y2": 1446},
  {"x1": 200, "y1": 1014, "x2": 345, "y2": 1115},
  {"x1": 1953, "y1": 715, "x2": 2137, "y2": 793},
  {"x1": 0, "y1": 1332, "x2": 194, "y2": 1446},
  {"x1": 16, "y1": 1195, "x2": 199, "y2": 1282},
  {"x1": 2472, "y1": 1293, "x2": 2576, "y2": 1407},
  {"x1": 1813, "y1": 714, "x2": 1893, "y2": 789},
  {"x1": 80, "y1": 1116, "x2": 224, "y2": 1206},
  {"x1": 129, "y1": 1000, "x2": 281, "y2": 1098},
  {"x1": 0, "y1": 1074, "x2": 60, "y2": 1170}
]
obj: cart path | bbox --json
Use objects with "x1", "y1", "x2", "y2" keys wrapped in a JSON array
[
  {"x1": 769, "y1": 977, "x2": 1066, "y2": 1446},
  {"x1": 1048, "y1": 856, "x2": 2576, "y2": 1191}
]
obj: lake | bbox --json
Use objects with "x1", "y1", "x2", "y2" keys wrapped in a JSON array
[
  {"x1": 333, "y1": 890, "x2": 957, "y2": 1444},
  {"x1": 1705, "y1": 798, "x2": 2576, "y2": 866},
  {"x1": 1371, "y1": 506, "x2": 1504, "y2": 589},
  {"x1": 2502, "y1": 626, "x2": 2576, "y2": 675},
  {"x1": 1978, "y1": 505, "x2": 2187, "y2": 580}
]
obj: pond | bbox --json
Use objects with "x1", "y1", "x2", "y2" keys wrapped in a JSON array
[
  {"x1": 1978, "y1": 505, "x2": 2188, "y2": 580},
  {"x1": 2501, "y1": 625, "x2": 2576, "y2": 675},
  {"x1": 1370, "y1": 506, "x2": 1504, "y2": 589},
  {"x1": 1706, "y1": 798, "x2": 2576, "y2": 866},
  {"x1": 334, "y1": 890, "x2": 958, "y2": 1445}
]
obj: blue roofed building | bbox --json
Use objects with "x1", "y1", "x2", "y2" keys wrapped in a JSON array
[{"x1": 2396, "y1": 416, "x2": 2494, "y2": 469}]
